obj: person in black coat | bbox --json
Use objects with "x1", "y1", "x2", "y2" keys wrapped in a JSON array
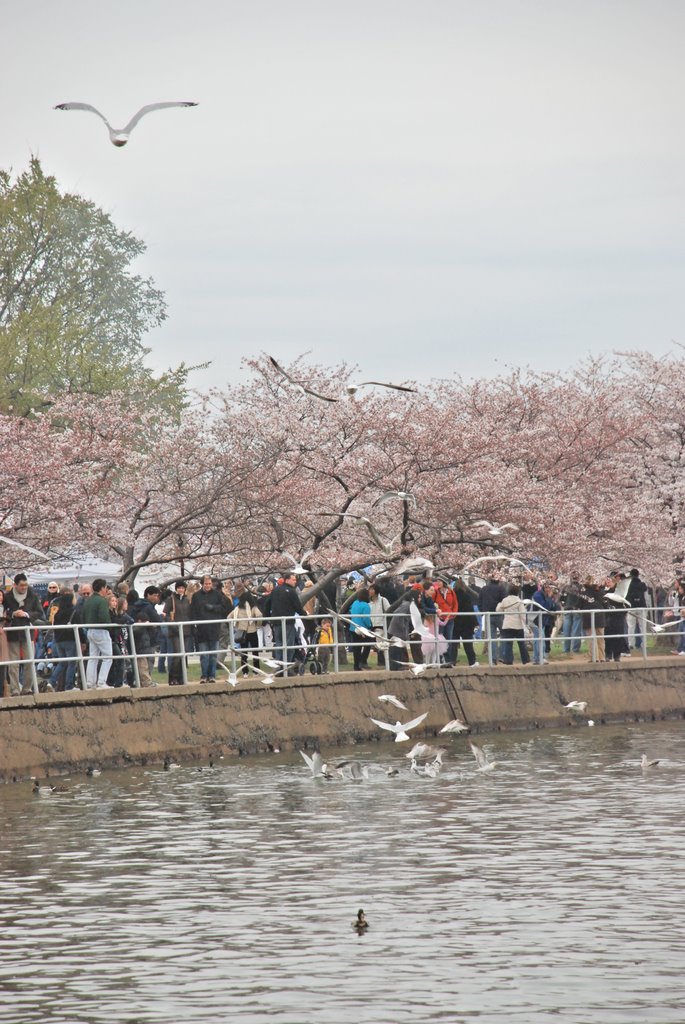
[
  {"x1": 190, "y1": 575, "x2": 231, "y2": 682},
  {"x1": 268, "y1": 573, "x2": 304, "y2": 674},
  {"x1": 452, "y1": 578, "x2": 480, "y2": 667}
]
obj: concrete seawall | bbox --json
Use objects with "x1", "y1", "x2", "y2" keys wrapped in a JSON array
[{"x1": 2, "y1": 659, "x2": 684, "y2": 782}]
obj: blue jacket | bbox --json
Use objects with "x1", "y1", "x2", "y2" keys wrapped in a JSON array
[{"x1": 349, "y1": 599, "x2": 373, "y2": 634}]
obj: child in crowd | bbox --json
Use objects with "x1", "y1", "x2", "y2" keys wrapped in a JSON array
[{"x1": 316, "y1": 617, "x2": 335, "y2": 673}]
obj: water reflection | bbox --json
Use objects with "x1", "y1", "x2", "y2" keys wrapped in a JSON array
[{"x1": 1, "y1": 721, "x2": 685, "y2": 1023}]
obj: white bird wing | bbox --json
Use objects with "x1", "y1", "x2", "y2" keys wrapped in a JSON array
[
  {"x1": 370, "y1": 717, "x2": 400, "y2": 733},
  {"x1": 352, "y1": 381, "x2": 417, "y2": 393},
  {"x1": 299, "y1": 750, "x2": 315, "y2": 771},
  {"x1": 470, "y1": 742, "x2": 490, "y2": 769},
  {"x1": 440, "y1": 718, "x2": 469, "y2": 734},
  {"x1": 471, "y1": 520, "x2": 494, "y2": 530},
  {"x1": 269, "y1": 355, "x2": 296, "y2": 385},
  {"x1": 379, "y1": 695, "x2": 408, "y2": 710},
  {"x1": 121, "y1": 101, "x2": 198, "y2": 134},
  {"x1": 0, "y1": 536, "x2": 50, "y2": 559},
  {"x1": 401, "y1": 712, "x2": 428, "y2": 733},
  {"x1": 302, "y1": 384, "x2": 339, "y2": 403},
  {"x1": 373, "y1": 491, "x2": 417, "y2": 509},
  {"x1": 54, "y1": 102, "x2": 114, "y2": 130}
]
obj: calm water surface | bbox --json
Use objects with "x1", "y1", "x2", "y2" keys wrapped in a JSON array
[{"x1": 1, "y1": 721, "x2": 685, "y2": 1024}]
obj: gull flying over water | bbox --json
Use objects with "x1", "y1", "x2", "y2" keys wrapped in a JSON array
[
  {"x1": 394, "y1": 661, "x2": 430, "y2": 676},
  {"x1": 470, "y1": 741, "x2": 498, "y2": 772},
  {"x1": 439, "y1": 718, "x2": 470, "y2": 734},
  {"x1": 54, "y1": 101, "x2": 198, "y2": 147},
  {"x1": 564, "y1": 700, "x2": 589, "y2": 714},
  {"x1": 300, "y1": 750, "x2": 332, "y2": 778},
  {"x1": 369, "y1": 711, "x2": 428, "y2": 742},
  {"x1": 406, "y1": 743, "x2": 446, "y2": 763},
  {"x1": 641, "y1": 754, "x2": 660, "y2": 769},
  {"x1": 378, "y1": 694, "x2": 408, "y2": 711}
]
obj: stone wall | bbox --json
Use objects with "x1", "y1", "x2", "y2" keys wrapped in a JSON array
[{"x1": 1, "y1": 659, "x2": 684, "y2": 782}]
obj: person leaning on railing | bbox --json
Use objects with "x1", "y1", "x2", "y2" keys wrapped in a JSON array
[
  {"x1": 4, "y1": 572, "x2": 47, "y2": 696},
  {"x1": 163, "y1": 580, "x2": 193, "y2": 685}
]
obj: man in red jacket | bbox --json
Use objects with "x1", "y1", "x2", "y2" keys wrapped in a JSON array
[{"x1": 433, "y1": 578, "x2": 458, "y2": 666}]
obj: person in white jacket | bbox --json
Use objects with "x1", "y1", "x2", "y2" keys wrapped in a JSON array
[{"x1": 496, "y1": 585, "x2": 531, "y2": 665}]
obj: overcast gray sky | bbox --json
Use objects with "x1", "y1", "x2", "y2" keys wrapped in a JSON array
[{"x1": 5, "y1": 0, "x2": 685, "y2": 389}]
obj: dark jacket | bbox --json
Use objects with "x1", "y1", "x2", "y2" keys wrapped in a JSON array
[
  {"x1": 479, "y1": 581, "x2": 507, "y2": 613},
  {"x1": 190, "y1": 588, "x2": 231, "y2": 643},
  {"x1": 4, "y1": 587, "x2": 46, "y2": 633},
  {"x1": 269, "y1": 582, "x2": 304, "y2": 620},
  {"x1": 626, "y1": 576, "x2": 648, "y2": 609},
  {"x1": 130, "y1": 598, "x2": 162, "y2": 654},
  {"x1": 163, "y1": 593, "x2": 193, "y2": 637}
]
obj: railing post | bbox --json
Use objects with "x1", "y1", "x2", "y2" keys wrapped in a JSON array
[
  {"x1": 486, "y1": 612, "x2": 494, "y2": 667},
  {"x1": 24, "y1": 626, "x2": 39, "y2": 695},
  {"x1": 332, "y1": 616, "x2": 340, "y2": 675},
  {"x1": 128, "y1": 624, "x2": 141, "y2": 688},
  {"x1": 590, "y1": 609, "x2": 597, "y2": 663},
  {"x1": 72, "y1": 624, "x2": 87, "y2": 690},
  {"x1": 178, "y1": 622, "x2": 188, "y2": 685},
  {"x1": 228, "y1": 621, "x2": 237, "y2": 674},
  {"x1": 641, "y1": 607, "x2": 648, "y2": 661},
  {"x1": 281, "y1": 615, "x2": 287, "y2": 672}
]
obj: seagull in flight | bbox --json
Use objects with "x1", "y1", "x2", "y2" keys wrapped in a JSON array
[
  {"x1": 461, "y1": 554, "x2": 530, "y2": 574},
  {"x1": 280, "y1": 549, "x2": 315, "y2": 575},
  {"x1": 646, "y1": 618, "x2": 680, "y2": 633},
  {"x1": 564, "y1": 700, "x2": 588, "y2": 713},
  {"x1": 372, "y1": 490, "x2": 417, "y2": 510},
  {"x1": 300, "y1": 750, "x2": 332, "y2": 778},
  {"x1": 406, "y1": 743, "x2": 446, "y2": 763},
  {"x1": 345, "y1": 381, "x2": 417, "y2": 397},
  {"x1": 369, "y1": 711, "x2": 428, "y2": 742},
  {"x1": 439, "y1": 718, "x2": 470, "y2": 734},
  {"x1": 470, "y1": 520, "x2": 519, "y2": 537},
  {"x1": 250, "y1": 665, "x2": 277, "y2": 685},
  {"x1": 269, "y1": 356, "x2": 338, "y2": 402},
  {"x1": 641, "y1": 754, "x2": 660, "y2": 769},
  {"x1": 378, "y1": 695, "x2": 408, "y2": 711},
  {"x1": 0, "y1": 535, "x2": 50, "y2": 559},
  {"x1": 394, "y1": 661, "x2": 430, "y2": 676},
  {"x1": 469, "y1": 741, "x2": 497, "y2": 772},
  {"x1": 54, "y1": 101, "x2": 198, "y2": 147},
  {"x1": 318, "y1": 511, "x2": 403, "y2": 558}
]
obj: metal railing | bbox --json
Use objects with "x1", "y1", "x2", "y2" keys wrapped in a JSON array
[{"x1": 0, "y1": 604, "x2": 681, "y2": 695}]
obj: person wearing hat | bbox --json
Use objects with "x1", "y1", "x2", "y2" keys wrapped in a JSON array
[
  {"x1": 163, "y1": 580, "x2": 193, "y2": 684},
  {"x1": 4, "y1": 573, "x2": 47, "y2": 695}
]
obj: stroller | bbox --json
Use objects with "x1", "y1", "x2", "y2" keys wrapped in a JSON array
[{"x1": 291, "y1": 615, "x2": 323, "y2": 675}]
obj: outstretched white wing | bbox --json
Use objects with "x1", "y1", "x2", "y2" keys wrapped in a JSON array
[
  {"x1": 369, "y1": 717, "x2": 400, "y2": 733},
  {"x1": 401, "y1": 712, "x2": 428, "y2": 733},
  {"x1": 54, "y1": 101, "x2": 113, "y2": 131},
  {"x1": 122, "y1": 101, "x2": 198, "y2": 134},
  {"x1": 0, "y1": 535, "x2": 50, "y2": 559}
]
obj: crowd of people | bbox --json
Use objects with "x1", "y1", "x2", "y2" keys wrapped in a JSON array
[{"x1": 1, "y1": 565, "x2": 684, "y2": 696}]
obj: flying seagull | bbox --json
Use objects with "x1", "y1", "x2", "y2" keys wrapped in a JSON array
[
  {"x1": 318, "y1": 511, "x2": 403, "y2": 558},
  {"x1": 469, "y1": 741, "x2": 497, "y2": 772},
  {"x1": 564, "y1": 700, "x2": 588, "y2": 713},
  {"x1": 0, "y1": 535, "x2": 50, "y2": 559},
  {"x1": 640, "y1": 754, "x2": 660, "y2": 769},
  {"x1": 268, "y1": 356, "x2": 338, "y2": 402},
  {"x1": 393, "y1": 661, "x2": 430, "y2": 676},
  {"x1": 378, "y1": 694, "x2": 408, "y2": 711},
  {"x1": 54, "y1": 101, "x2": 198, "y2": 147},
  {"x1": 406, "y1": 743, "x2": 446, "y2": 763},
  {"x1": 280, "y1": 549, "x2": 315, "y2": 575},
  {"x1": 299, "y1": 750, "x2": 332, "y2": 778},
  {"x1": 369, "y1": 711, "x2": 428, "y2": 742},
  {"x1": 461, "y1": 554, "x2": 530, "y2": 574},
  {"x1": 439, "y1": 718, "x2": 470, "y2": 734},
  {"x1": 345, "y1": 381, "x2": 416, "y2": 397},
  {"x1": 372, "y1": 490, "x2": 417, "y2": 509},
  {"x1": 470, "y1": 520, "x2": 519, "y2": 536}
]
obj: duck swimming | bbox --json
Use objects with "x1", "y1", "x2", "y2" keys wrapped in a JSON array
[{"x1": 353, "y1": 909, "x2": 369, "y2": 932}]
